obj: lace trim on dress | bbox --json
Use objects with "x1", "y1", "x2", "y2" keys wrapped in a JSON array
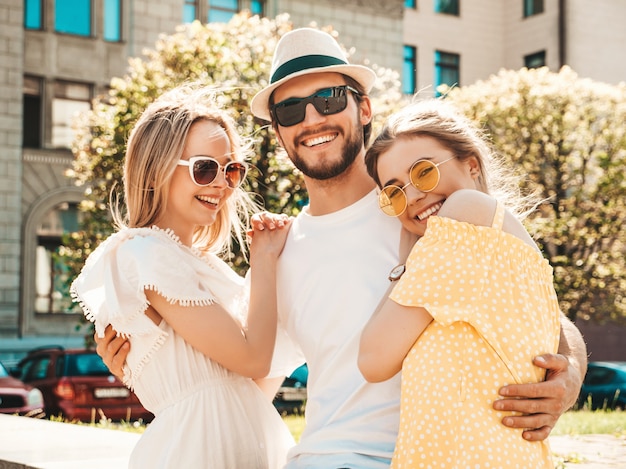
[{"x1": 70, "y1": 225, "x2": 234, "y2": 387}]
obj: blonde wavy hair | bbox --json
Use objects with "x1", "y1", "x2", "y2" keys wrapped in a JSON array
[
  {"x1": 365, "y1": 98, "x2": 540, "y2": 219},
  {"x1": 111, "y1": 83, "x2": 259, "y2": 256}
]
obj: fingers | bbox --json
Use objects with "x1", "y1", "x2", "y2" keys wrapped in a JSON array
[
  {"x1": 109, "y1": 341, "x2": 130, "y2": 379},
  {"x1": 522, "y1": 426, "x2": 553, "y2": 442},
  {"x1": 501, "y1": 411, "x2": 556, "y2": 431},
  {"x1": 495, "y1": 396, "x2": 559, "y2": 442},
  {"x1": 94, "y1": 325, "x2": 129, "y2": 379},
  {"x1": 494, "y1": 390, "x2": 563, "y2": 414},
  {"x1": 532, "y1": 353, "x2": 569, "y2": 373},
  {"x1": 501, "y1": 413, "x2": 555, "y2": 441},
  {"x1": 493, "y1": 353, "x2": 576, "y2": 442},
  {"x1": 250, "y1": 212, "x2": 290, "y2": 232},
  {"x1": 94, "y1": 325, "x2": 116, "y2": 358}
]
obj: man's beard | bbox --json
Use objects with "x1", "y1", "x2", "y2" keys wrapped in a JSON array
[{"x1": 289, "y1": 124, "x2": 364, "y2": 180}]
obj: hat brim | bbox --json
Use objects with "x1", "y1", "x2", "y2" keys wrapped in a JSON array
[{"x1": 250, "y1": 64, "x2": 377, "y2": 122}]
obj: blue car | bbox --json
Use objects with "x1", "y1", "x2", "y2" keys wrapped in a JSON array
[
  {"x1": 273, "y1": 364, "x2": 308, "y2": 415},
  {"x1": 577, "y1": 361, "x2": 626, "y2": 410}
]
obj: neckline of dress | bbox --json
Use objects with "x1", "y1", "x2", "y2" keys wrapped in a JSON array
[{"x1": 146, "y1": 225, "x2": 206, "y2": 261}]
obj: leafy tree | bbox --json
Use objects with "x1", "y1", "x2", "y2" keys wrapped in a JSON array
[
  {"x1": 64, "y1": 12, "x2": 402, "y2": 283},
  {"x1": 441, "y1": 66, "x2": 626, "y2": 323}
]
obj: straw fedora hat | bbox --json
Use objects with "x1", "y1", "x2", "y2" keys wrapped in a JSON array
[{"x1": 250, "y1": 28, "x2": 377, "y2": 122}]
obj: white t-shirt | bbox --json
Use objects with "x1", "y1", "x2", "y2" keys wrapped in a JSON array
[{"x1": 274, "y1": 190, "x2": 403, "y2": 469}]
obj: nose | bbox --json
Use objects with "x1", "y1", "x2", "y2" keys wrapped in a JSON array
[
  {"x1": 404, "y1": 182, "x2": 426, "y2": 206},
  {"x1": 211, "y1": 168, "x2": 229, "y2": 188},
  {"x1": 301, "y1": 102, "x2": 327, "y2": 126}
]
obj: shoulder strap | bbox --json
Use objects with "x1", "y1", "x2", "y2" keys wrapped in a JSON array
[{"x1": 491, "y1": 200, "x2": 505, "y2": 230}]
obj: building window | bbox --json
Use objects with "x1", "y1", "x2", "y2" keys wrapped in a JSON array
[
  {"x1": 35, "y1": 203, "x2": 81, "y2": 314},
  {"x1": 55, "y1": 0, "x2": 91, "y2": 36},
  {"x1": 52, "y1": 81, "x2": 92, "y2": 149},
  {"x1": 23, "y1": 76, "x2": 42, "y2": 149},
  {"x1": 24, "y1": 0, "x2": 43, "y2": 30},
  {"x1": 185, "y1": 1, "x2": 264, "y2": 23},
  {"x1": 525, "y1": 50, "x2": 546, "y2": 68},
  {"x1": 250, "y1": 0, "x2": 264, "y2": 15},
  {"x1": 405, "y1": 0, "x2": 416, "y2": 8},
  {"x1": 435, "y1": 0, "x2": 459, "y2": 16},
  {"x1": 184, "y1": 0, "x2": 199, "y2": 22},
  {"x1": 104, "y1": 0, "x2": 121, "y2": 42},
  {"x1": 523, "y1": 0, "x2": 544, "y2": 17},
  {"x1": 209, "y1": 0, "x2": 238, "y2": 23},
  {"x1": 434, "y1": 50, "x2": 460, "y2": 95},
  {"x1": 403, "y1": 45, "x2": 417, "y2": 95}
]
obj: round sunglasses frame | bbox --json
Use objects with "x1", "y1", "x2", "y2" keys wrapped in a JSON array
[
  {"x1": 378, "y1": 156, "x2": 456, "y2": 217},
  {"x1": 177, "y1": 156, "x2": 248, "y2": 189}
]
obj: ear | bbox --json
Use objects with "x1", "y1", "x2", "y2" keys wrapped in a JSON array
[
  {"x1": 359, "y1": 95, "x2": 373, "y2": 125},
  {"x1": 466, "y1": 156, "x2": 481, "y2": 179},
  {"x1": 272, "y1": 122, "x2": 285, "y2": 147}
]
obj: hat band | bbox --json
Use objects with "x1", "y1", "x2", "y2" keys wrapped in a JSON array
[{"x1": 271, "y1": 55, "x2": 348, "y2": 84}]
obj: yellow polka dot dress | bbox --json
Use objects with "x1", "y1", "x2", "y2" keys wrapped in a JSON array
[{"x1": 389, "y1": 202, "x2": 560, "y2": 468}]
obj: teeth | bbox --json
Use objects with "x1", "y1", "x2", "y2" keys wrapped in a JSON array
[
  {"x1": 417, "y1": 202, "x2": 443, "y2": 220},
  {"x1": 304, "y1": 134, "x2": 335, "y2": 147},
  {"x1": 196, "y1": 195, "x2": 219, "y2": 205}
]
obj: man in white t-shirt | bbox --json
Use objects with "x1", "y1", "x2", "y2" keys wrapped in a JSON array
[
  {"x1": 247, "y1": 27, "x2": 587, "y2": 469},
  {"x1": 97, "y1": 27, "x2": 587, "y2": 469}
]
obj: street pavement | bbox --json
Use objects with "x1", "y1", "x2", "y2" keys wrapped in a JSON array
[
  {"x1": 550, "y1": 434, "x2": 626, "y2": 468},
  {"x1": 0, "y1": 414, "x2": 625, "y2": 468}
]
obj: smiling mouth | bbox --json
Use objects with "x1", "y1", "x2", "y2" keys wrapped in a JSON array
[
  {"x1": 303, "y1": 133, "x2": 337, "y2": 147},
  {"x1": 196, "y1": 195, "x2": 220, "y2": 207},
  {"x1": 416, "y1": 201, "x2": 444, "y2": 221}
]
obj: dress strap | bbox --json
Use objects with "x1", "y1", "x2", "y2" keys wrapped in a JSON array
[{"x1": 491, "y1": 201, "x2": 505, "y2": 230}]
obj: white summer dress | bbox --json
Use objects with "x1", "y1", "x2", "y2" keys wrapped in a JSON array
[{"x1": 71, "y1": 227, "x2": 294, "y2": 469}]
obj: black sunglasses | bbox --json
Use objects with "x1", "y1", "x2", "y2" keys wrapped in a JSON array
[
  {"x1": 270, "y1": 85, "x2": 360, "y2": 127},
  {"x1": 177, "y1": 156, "x2": 248, "y2": 188}
]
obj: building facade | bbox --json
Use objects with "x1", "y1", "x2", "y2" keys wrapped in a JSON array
[{"x1": 1, "y1": 0, "x2": 624, "y2": 364}]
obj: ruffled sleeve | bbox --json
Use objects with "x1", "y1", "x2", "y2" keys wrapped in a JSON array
[
  {"x1": 390, "y1": 216, "x2": 560, "y2": 383},
  {"x1": 390, "y1": 217, "x2": 491, "y2": 325},
  {"x1": 71, "y1": 227, "x2": 240, "y2": 387}
]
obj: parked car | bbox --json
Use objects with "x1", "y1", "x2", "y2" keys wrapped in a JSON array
[
  {"x1": 0, "y1": 360, "x2": 44, "y2": 416},
  {"x1": 577, "y1": 361, "x2": 626, "y2": 410},
  {"x1": 273, "y1": 364, "x2": 308, "y2": 414},
  {"x1": 12, "y1": 346, "x2": 153, "y2": 422}
]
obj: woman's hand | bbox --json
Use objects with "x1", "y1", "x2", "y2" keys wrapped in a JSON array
[{"x1": 248, "y1": 212, "x2": 292, "y2": 262}]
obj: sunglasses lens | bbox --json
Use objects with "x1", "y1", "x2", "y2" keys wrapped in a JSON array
[
  {"x1": 274, "y1": 99, "x2": 306, "y2": 127},
  {"x1": 379, "y1": 186, "x2": 407, "y2": 217},
  {"x1": 410, "y1": 160, "x2": 440, "y2": 192},
  {"x1": 224, "y1": 162, "x2": 247, "y2": 188},
  {"x1": 311, "y1": 87, "x2": 348, "y2": 115},
  {"x1": 192, "y1": 159, "x2": 219, "y2": 185},
  {"x1": 273, "y1": 87, "x2": 350, "y2": 127}
]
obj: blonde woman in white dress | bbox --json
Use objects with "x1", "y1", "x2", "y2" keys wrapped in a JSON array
[{"x1": 71, "y1": 84, "x2": 294, "y2": 468}]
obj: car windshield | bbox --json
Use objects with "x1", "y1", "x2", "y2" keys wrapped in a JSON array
[
  {"x1": 0, "y1": 362, "x2": 8, "y2": 377},
  {"x1": 65, "y1": 353, "x2": 112, "y2": 377}
]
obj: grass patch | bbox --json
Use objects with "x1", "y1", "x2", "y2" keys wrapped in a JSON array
[
  {"x1": 552, "y1": 408, "x2": 626, "y2": 437},
  {"x1": 282, "y1": 413, "x2": 306, "y2": 442},
  {"x1": 279, "y1": 409, "x2": 626, "y2": 442},
  {"x1": 46, "y1": 408, "x2": 626, "y2": 443}
]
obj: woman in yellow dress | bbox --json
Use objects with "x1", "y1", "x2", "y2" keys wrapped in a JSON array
[{"x1": 358, "y1": 98, "x2": 559, "y2": 468}]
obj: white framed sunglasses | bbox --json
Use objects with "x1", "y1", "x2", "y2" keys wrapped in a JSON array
[{"x1": 177, "y1": 156, "x2": 248, "y2": 189}]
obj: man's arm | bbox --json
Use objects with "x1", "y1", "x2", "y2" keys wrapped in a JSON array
[{"x1": 493, "y1": 315, "x2": 587, "y2": 441}]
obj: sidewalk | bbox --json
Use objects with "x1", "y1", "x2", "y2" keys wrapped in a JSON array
[
  {"x1": 550, "y1": 434, "x2": 626, "y2": 468},
  {"x1": 1, "y1": 414, "x2": 625, "y2": 468},
  {"x1": 0, "y1": 414, "x2": 139, "y2": 468}
]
